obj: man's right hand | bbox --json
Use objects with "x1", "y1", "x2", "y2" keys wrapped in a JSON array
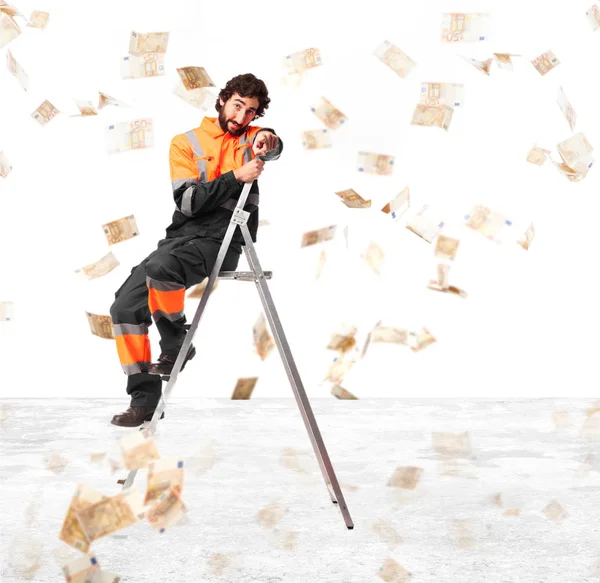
[{"x1": 233, "y1": 159, "x2": 265, "y2": 183}]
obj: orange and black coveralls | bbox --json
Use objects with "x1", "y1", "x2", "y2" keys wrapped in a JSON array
[{"x1": 109, "y1": 117, "x2": 283, "y2": 407}]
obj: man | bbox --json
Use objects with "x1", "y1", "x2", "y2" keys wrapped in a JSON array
[{"x1": 110, "y1": 73, "x2": 283, "y2": 427}]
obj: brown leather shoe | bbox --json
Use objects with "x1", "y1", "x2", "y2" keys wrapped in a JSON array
[
  {"x1": 148, "y1": 344, "x2": 196, "y2": 378},
  {"x1": 111, "y1": 406, "x2": 165, "y2": 427}
]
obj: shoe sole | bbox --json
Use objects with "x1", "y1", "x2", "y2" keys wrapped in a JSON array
[{"x1": 110, "y1": 411, "x2": 164, "y2": 427}]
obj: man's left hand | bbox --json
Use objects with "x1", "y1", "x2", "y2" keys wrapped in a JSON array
[{"x1": 253, "y1": 131, "x2": 279, "y2": 156}]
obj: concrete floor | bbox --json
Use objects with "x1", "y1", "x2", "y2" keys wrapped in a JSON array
[{"x1": 1, "y1": 397, "x2": 599, "y2": 582}]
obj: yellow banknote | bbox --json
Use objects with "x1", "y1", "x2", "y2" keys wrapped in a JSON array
[
  {"x1": 331, "y1": 385, "x2": 358, "y2": 400},
  {"x1": 432, "y1": 431, "x2": 472, "y2": 457},
  {"x1": 145, "y1": 457, "x2": 184, "y2": 505},
  {"x1": 59, "y1": 484, "x2": 107, "y2": 553},
  {"x1": 380, "y1": 558, "x2": 412, "y2": 583},
  {"x1": 98, "y1": 91, "x2": 130, "y2": 110},
  {"x1": 411, "y1": 104, "x2": 453, "y2": 131},
  {"x1": 556, "y1": 132, "x2": 594, "y2": 180},
  {"x1": 441, "y1": 13, "x2": 489, "y2": 42},
  {"x1": 557, "y1": 86, "x2": 576, "y2": 131},
  {"x1": 311, "y1": 97, "x2": 347, "y2": 130},
  {"x1": 176, "y1": 66, "x2": 215, "y2": 90},
  {"x1": 408, "y1": 327, "x2": 437, "y2": 352},
  {"x1": 381, "y1": 186, "x2": 410, "y2": 220},
  {"x1": 232, "y1": 377, "x2": 258, "y2": 399},
  {"x1": 26, "y1": 10, "x2": 48, "y2": 29},
  {"x1": 464, "y1": 204, "x2": 512, "y2": 242},
  {"x1": 517, "y1": 222, "x2": 535, "y2": 250},
  {"x1": 0, "y1": 151, "x2": 12, "y2": 178},
  {"x1": 420, "y1": 83, "x2": 464, "y2": 107},
  {"x1": 0, "y1": 12, "x2": 21, "y2": 48},
  {"x1": 493, "y1": 53, "x2": 520, "y2": 71},
  {"x1": 6, "y1": 49, "x2": 28, "y2": 91},
  {"x1": 373, "y1": 40, "x2": 416, "y2": 79},
  {"x1": 324, "y1": 354, "x2": 356, "y2": 384},
  {"x1": 363, "y1": 241, "x2": 385, "y2": 275},
  {"x1": 129, "y1": 30, "x2": 169, "y2": 55},
  {"x1": 284, "y1": 47, "x2": 322, "y2": 73},
  {"x1": 335, "y1": 188, "x2": 371, "y2": 208},
  {"x1": 102, "y1": 214, "x2": 140, "y2": 244},
  {"x1": 75, "y1": 492, "x2": 137, "y2": 542},
  {"x1": 187, "y1": 277, "x2": 219, "y2": 299},
  {"x1": 327, "y1": 324, "x2": 358, "y2": 353},
  {"x1": 460, "y1": 55, "x2": 493, "y2": 75},
  {"x1": 301, "y1": 225, "x2": 337, "y2": 247},
  {"x1": 173, "y1": 83, "x2": 214, "y2": 110},
  {"x1": 406, "y1": 204, "x2": 445, "y2": 243},
  {"x1": 75, "y1": 252, "x2": 120, "y2": 280},
  {"x1": 147, "y1": 486, "x2": 188, "y2": 532},
  {"x1": 531, "y1": 50, "x2": 560, "y2": 75},
  {"x1": 357, "y1": 152, "x2": 395, "y2": 175},
  {"x1": 85, "y1": 312, "x2": 114, "y2": 339},
  {"x1": 434, "y1": 234, "x2": 460, "y2": 260},
  {"x1": 119, "y1": 430, "x2": 160, "y2": 470},
  {"x1": 302, "y1": 129, "x2": 331, "y2": 150},
  {"x1": 587, "y1": 4, "x2": 600, "y2": 30},
  {"x1": 120, "y1": 53, "x2": 165, "y2": 79},
  {"x1": 253, "y1": 312, "x2": 275, "y2": 360},
  {"x1": 62, "y1": 553, "x2": 100, "y2": 583},
  {"x1": 72, "y1": 100, "x2": 97, "y2": 117},
  {"x1": 31, "y1": 99, "x2": 59, "y2": 126},
  {"x1": 105, "y1": 119, "x2": 154, "y2": 153},
  {"x1": 526, "y1": 145, "x2": 551, "y2": 165},
  {"x1": 387, "y1": 466, "x2": 423, "y2": 489}
]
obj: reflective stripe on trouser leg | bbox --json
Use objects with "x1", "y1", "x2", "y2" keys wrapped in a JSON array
[
  {"x1": 146, "y1": 276, "x2": 185, "y2": 322},
  {"x1": 113, "y1": 322, "x2": 151, "y2": 375}
]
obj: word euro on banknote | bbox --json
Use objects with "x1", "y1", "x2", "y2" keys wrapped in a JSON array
[
  {"x1": 381, "y1": 187, "x2": 410, "y2": 221},
  {"x1": 406, "y1": 205, "x2": 445, "y2": 243},
  {"x1": 411, "y1": 104, "x2": 453, "y2": 131},
  {"x1": 531, "y1": 50, "x2": 560, "y2": 75},
  {"x1": 373, "y1": 40, "x2": 416, "y2": 79},
  {"x1": 102, "y1": 215, "x2": 140, "y2": 244},
  {"x1": 0, "y1": 151, "x2": 12, "y2": 178},
  {"x1": 587, "y1": 4, "x2": 600, "y2": 30},
  {"x1": 440, "y1": 13, "x2": 489, "y2": 42},
  {"x1": 31, "y1": 100, "x2": 59, "y2": 126},
  {"x1": 311, "y1": 97, "x2": 347, "y2": 130},
  {"x1": 6, "y1": 49, "x2": 28, "y2": 90},
  {"x1": 420, "y1": 83, "x2": 464, "y2": 107},
  {"x1": 106, "y1": 118, "x2": 153, "y2": 153},
  {"x1": 75, "y1": 252, "x2": 119, "y2": 280},
  {"x1": 129, "y1": 30, "x2": 169, "y2": 55},
  {"x1": 120, "y1": 53, "x2": 164, "y2": 79},
  {"x1": 302, "y1": 129, "x2": 331, "y2": 150},
  {"x1": 357, "y1": 152, "x2": 395, "y2": 175},
  {"x1": 232, "y1": 377, "x2": 258, "y2": 400},
  {"x1": 335, "y1": 188, "x2": 371, "y2": 208}
]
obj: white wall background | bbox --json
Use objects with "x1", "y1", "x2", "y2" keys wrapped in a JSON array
[{"x1": 0, "y1": 0, "x2": 598, "y2": 399}]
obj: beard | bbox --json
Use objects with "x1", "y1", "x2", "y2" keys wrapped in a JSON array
[{"x1": 218, "y1": 109, "x2": 246, "y2": 136}]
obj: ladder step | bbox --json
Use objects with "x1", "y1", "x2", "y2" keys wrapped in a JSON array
[{"x1": 218, "y1": 270, "x2": 272, "y2": 281}]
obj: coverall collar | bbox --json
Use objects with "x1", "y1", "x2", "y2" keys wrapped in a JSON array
[{"x1": 202, "y1": 116, "x2": 247, "y2": 140}]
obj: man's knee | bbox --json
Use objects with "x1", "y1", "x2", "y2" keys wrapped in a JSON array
[{"x1": 145, "y1": 256, "x2": 184, "y2": 284}]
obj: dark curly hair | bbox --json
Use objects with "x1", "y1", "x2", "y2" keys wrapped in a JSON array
[{"x1": 215, "y1": 73, "x2": 271, "y2": 120}]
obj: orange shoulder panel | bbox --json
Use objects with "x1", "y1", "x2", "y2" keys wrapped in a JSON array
[{"x1": 169, "y1": 133, "x2": 198, "y2": 182}]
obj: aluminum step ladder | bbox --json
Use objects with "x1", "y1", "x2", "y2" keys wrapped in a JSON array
[{"x1": 121, "y1": 176, "x2": 354, "y2": 530}]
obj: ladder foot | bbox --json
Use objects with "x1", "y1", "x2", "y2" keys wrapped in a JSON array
[
  {"x1": 332, "y1": 500, "x2": 338, "y2": 504},
  {"x1": 347, "y1": 526, "x2": 354, "y2": 530}
]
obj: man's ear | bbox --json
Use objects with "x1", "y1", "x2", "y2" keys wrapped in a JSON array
[{"x1": 219, "y1": 97, "x2": 224, "y2": 107}]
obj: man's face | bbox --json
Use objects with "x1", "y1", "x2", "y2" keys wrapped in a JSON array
[{"x1": 218, "y1": 93, "x2": 260, "y2": 136}]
